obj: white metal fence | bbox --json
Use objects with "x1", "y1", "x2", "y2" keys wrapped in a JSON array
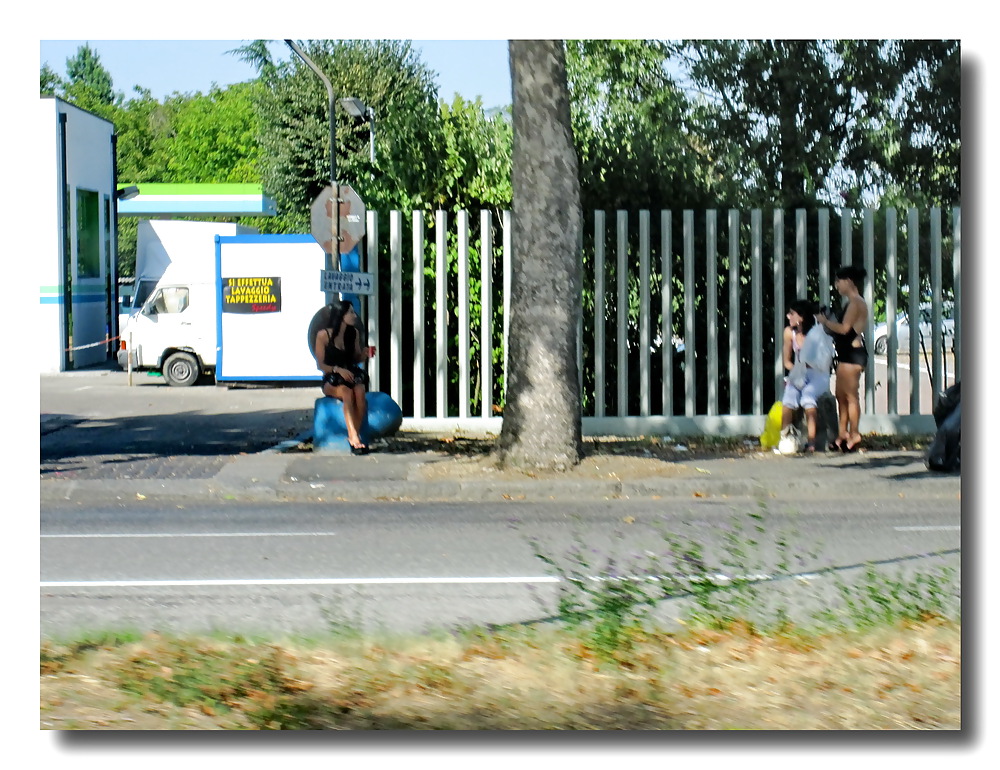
[{"x1": 361, "y1": 206, "x2": 961, "y2": 436}]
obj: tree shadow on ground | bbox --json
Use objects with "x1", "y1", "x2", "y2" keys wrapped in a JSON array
[{"x1": 40, "y1": 408, "x2": 313, "y2": 479}]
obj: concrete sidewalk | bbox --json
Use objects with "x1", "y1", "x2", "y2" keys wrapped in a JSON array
[
  {"x1": 39, "y1": 365, "x2": 960, "y2": 505},
  {"x1": 39, "y1": 439, "x2": 961, "y2": 505}
]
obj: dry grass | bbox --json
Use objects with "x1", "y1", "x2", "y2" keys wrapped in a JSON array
[{"x1": 40, "y1": 620, "x2": 959, "y2": 730}]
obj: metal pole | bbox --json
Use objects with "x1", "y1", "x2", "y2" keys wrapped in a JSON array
[
  {"x1": 368, "y1": 108, "x2": 376, "y2": 167},
  {"x1": 285, "y1": 40, "x2": 341, "y2": 278}
]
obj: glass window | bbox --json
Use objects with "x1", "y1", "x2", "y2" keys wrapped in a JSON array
[
  {"x1": 133, "y1": 279, "x2": 157, "y2": 310},
  {"x1": 76, "y1": 188, "x2": 101, "y2": 278},
  {"x1": 149, "y1": 287, "x2": 190, "y2": 315}
]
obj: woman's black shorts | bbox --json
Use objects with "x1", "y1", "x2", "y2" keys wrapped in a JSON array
[
  {"x1": 835, "y1": 342, "x2": 869, "y2": 368},
  {"x1": 323, "y1": 366, "x2": 369, "y2": 390}
]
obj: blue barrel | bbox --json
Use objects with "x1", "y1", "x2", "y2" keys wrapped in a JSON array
[{"x1": 313, "y1": 391, "x2": 403, "y2": 453}]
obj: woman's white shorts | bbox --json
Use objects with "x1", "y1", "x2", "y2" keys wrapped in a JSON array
[{"x1": 782, "y1": 368, "x2": 830, "y2": 410}]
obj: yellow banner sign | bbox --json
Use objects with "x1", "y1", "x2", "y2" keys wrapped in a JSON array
[{"x1": 222, "y1": 276, "x2": 281, "y2": 313}]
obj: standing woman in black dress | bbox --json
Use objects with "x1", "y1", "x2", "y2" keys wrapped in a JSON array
[
  {"x1": 313, "y1": 300, "x2": 372, "y2": 454},
  {"x1": 817, "y1": 265, "x2": 869, "y2": 452}
]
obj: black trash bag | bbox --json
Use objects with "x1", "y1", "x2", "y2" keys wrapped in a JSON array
[
  {"x1": 932, "y1": 382, "x2": 961, "y2": 427},
  {"x1": 926, "y1": 382, "x2": 960, "y2": 473}
]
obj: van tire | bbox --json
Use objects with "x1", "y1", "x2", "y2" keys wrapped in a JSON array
[{"x1": 163, "y1": 352, "x2": 201, "y2": 387}]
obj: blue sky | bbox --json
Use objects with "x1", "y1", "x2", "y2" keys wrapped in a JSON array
[{"x1": 39, "y1": 39, "x2": 513, "y2": 109}]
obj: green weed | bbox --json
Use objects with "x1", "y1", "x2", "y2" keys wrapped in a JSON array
[
  {"x1": 814, "y1": 563, "x2": 959, "y2": 630},
  {"x1": 524, "y1": 502, "x2": 959, "y2": 657}
]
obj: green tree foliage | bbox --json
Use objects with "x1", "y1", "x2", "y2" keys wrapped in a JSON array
[
  {"x1": 438, "y1": 96, "x2": 512, "y2": 214},
  {"x1": 875, "y1": 40, "x2": 960, "y2": 207},
  {"x1": 680, "y1": 39, "x2": 960, "y2": 209},
  {"x1": 112, "y1": 87, "x2": 177, "y2": 184},
  {"x1": 40, "y1": 63, "x2": 62, "y2": 96},
  {"x1": 238, "y1": 39, "x2": 446, "y2": 234},
  {"x1": 566, "y1": 40, "x2": 719, "y2": 212},
  {"x1": 165, "y1": 83, "x2": 263, "y2": 183},
  {"x1": 62, "y1": 43, "x2": 117, "y2": 110}
]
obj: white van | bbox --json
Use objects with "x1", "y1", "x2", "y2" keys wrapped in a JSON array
[{"x1": 118, "y1": 220, "x2": 257, "y2": 386}]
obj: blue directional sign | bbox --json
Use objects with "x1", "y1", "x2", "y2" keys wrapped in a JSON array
[{"x1": 320, "y1": 269, "x2": 375, "y2": 295}]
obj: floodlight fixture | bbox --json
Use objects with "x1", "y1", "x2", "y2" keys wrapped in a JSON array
[
  {"x1": 339, "y1": 97, "x2": 376, "y2": 167},
  {"x1": 338, "y1": 97, "x2": 371, "y2": 118}
]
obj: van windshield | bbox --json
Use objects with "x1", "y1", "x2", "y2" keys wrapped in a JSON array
[{"x1": 133, "y1": 279, "x2": 157, "y2": 310}]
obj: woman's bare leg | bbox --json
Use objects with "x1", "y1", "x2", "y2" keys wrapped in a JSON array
[
  {"x1": 781, "y1": 405, "x2": 796, "y2": 431},
  {"x1": 834, "y1": 376, "x2": 850, "y2": 443},
  {"x1": 353, "y1": 386, "x2": 368, "y2": 446},
  {"x1": 804, "y1": 407, "x2": 817, "y2": 445},
  {"x1": 838, "y1": 364, "x2": 864, "y2": 447},
  {"x1": 323, "y1": 383, "x2": 364, "y2": 447}
]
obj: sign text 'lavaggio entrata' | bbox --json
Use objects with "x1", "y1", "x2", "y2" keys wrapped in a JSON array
[{"x1": 320, "y1": 270, "x2": 375, "y2": 296}]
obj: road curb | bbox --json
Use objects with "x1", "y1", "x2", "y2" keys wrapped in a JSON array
[{"x1": 40, "y1": 473, "x2": 960, "y2": 505}]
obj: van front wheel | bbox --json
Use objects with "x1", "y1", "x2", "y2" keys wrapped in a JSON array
[{"x1": 163, "y1": 352, "x2": 201, "y2": 387}]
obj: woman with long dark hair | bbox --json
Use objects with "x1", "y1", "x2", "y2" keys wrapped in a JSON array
[
  {"x1": 313, "y1": 300, "x2": 372, "y2": 454},
  {"x1": 817, "y1": 265, "x2": 869, "y2": 452},
  {"x1": 779, "y1": 298, "x2": 828, "y2": 452}
]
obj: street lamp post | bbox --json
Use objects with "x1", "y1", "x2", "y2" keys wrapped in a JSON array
[{"x1": 284, "y1": 40, "x2": 341, "y2": 275}]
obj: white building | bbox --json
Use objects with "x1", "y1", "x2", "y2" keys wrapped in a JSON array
[{"x1": 38, "y1": 96, "x2": 118, "y2": 372}]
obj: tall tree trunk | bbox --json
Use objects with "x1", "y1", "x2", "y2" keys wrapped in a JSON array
[
  {"x1": 777, "y1": 41, "x2": 808, "y2": 209},
  {"x1": 498, "y1": 40, "x2": 584, "y2": 471}
]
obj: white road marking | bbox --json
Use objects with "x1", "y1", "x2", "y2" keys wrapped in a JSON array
[
  {"x1": 41, "y1": 532, "x2": 338, "y2": 539},
  {"x1": 893, "y1": 525, "x2": 960, "y2": 532},
  {"x1": 38, "y1": 572, "x2": 812, "y2": 589},
  {"x1": 40, "y1": 576, "x2": 560, "y2": 588}
]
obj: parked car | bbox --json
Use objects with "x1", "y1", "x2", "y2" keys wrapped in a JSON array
[{"x1": 873, "y1": 302, "x2": 955, "y2": 355}]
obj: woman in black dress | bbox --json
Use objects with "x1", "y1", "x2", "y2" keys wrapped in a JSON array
[
  {"x1": 313, "y1": 300, "x2": 372, "y2": 454},
  {"x1": 817, "y1": 266, "x2": 869, "y2": 452}
]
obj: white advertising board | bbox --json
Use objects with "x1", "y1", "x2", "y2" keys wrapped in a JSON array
[{"x1": 216, "y1": 234, "x2": 328, "y2": 381}]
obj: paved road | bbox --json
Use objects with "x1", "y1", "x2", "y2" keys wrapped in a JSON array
[
  {"x1": 40, "y1": 498, "x2": 960, "y2": 637},
  {"x1": 41, "y1": 364, "x2": 317, "y2": 480},
  {"x1": 38, "y1": 365, "x2": 962, "y2": 639},
  {"x1": 869, "y1": 351, "x2": 959, "y2": 416}
]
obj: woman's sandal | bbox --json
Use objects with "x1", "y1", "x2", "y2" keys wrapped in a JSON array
[
  {"x1": 804, "y1": 442, "x2": 816, "y2": 453},
  {"x1": 843, "y1": 437, "x2": 862, "y2": 453},
  {"x1": 828, "y1": 439, "x2": 845, "y2": 452}
]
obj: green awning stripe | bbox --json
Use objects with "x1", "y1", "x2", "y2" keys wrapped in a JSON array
[
  {"x1": 118, "y1": 183, "x2": 264, "y2": 196},
  {"x1": 40, "y1": 286, "x2": 107, "y2": 295}
]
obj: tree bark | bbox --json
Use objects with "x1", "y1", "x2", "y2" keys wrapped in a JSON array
[{"x1": 498, "y1": 40, "x2": 584, "y2": 471}]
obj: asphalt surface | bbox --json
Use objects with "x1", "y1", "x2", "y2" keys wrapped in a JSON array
[
  {"x1": 40, "y1": 363, "x2": 962, "y2": 505},
  {"x1": 39, "y1": 364, "x2": 963, "y2": 638},
  {"x1": 40, "y1": 499, "x2": 960, "y2": 637}
]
